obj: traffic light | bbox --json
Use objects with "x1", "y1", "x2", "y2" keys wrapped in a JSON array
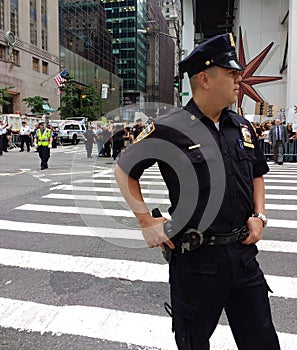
[{"x1": 173, "y1": 76, "x2": 179, "y2": 89}]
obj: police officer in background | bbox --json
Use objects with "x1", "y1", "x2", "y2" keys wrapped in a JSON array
[
  {"x1": 115, "y1": 33, "x2": 280, "y2": 350},
  {"x1": 19, "y1": 120, "x2": 31, "y2": 152},
  {"x1": 34, "y1": 121, "x2": 53, "y2": 170}
]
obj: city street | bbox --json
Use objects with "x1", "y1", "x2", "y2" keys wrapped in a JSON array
[{"x1": 0, "y1": 144, "x2": 296, "y2": 349}]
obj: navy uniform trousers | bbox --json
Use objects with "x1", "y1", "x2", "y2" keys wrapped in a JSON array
[
  {"x1": 169, "y1": 242, "x2": 280, "y2": 350},
  {"x1": 37, "y1": 145, "x2": 50, "y2": 169}
]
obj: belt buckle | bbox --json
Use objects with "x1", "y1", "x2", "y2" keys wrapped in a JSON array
[{"x1": 181, "y1": 229, "x2": 204, "y2": 253}]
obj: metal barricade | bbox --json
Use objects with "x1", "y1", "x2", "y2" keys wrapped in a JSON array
[
  {"x1": 258, "y1": 138, "x2": 297, "y2": 162},
  {"x1": 11, "y1": 134, "x2": 21, "y2": 148}
]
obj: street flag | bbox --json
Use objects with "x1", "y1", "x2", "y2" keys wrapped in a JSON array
[{"x1": 54, "y1": 69, "x2": 67, "y2": 88}]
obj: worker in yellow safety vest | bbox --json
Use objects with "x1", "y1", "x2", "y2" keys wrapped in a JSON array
[{"x1": 34, "y1": 121, "x2": 53, "y2": 170}]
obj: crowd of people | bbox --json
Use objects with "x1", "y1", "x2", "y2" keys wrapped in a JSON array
[
  {"x1": 0, "y1": 120, "x2": 59, "y2": 157},
  {"x1": 251, "y1": 118, "x2": 297, "y2": 163},
  {"x1": 1, "y1": 115, "x2": 296, "y2": 164},
  {"x1": 83, "y1": 118, "x2": 145, "y2": 160}
]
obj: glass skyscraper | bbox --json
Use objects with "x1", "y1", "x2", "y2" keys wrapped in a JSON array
[{"x1": 101, "y1": 0, "x2": 147, "y2": 105}]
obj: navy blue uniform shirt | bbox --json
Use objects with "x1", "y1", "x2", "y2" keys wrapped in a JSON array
[{"x1": 117, "y1": 99, "x2": 269, "y2": 234}]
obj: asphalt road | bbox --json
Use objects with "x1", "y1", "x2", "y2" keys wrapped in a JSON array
[{"x1": 0, "y1": 144, "x2": 296, "y2": 349}]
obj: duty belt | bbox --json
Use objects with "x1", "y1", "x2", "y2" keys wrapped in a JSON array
[
  {"x1": 163, "y1": 221, "x2": 250, "y2": 253},
  {"x1": 177, "y1": 225, "x2": 250, "y2": 253}
]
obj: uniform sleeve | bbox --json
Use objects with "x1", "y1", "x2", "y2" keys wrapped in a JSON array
[{"x1": 116, "y1": 124, "x2": 162, "y2": 180}]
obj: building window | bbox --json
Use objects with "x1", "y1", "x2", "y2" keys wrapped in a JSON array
[
  {"x1": 12, "y1": 49, "x2": 19, "y2": 65},
  {"x1": 42, "y1": 61, "x2": 48, "y2": 74},
  {"x1": 32, "y1": 57, "x2": 39, "y2": 71},
  {"x1": 41, "y1": 0, "x2": 48, "y2": 50},
  {"x1": 30, "y1": 0, "x2": 37, "y2": 46},
  {"x1": 10, "y1": 0, "x2": 19, "y2": 36},
  {"x1": 0, "y1": 44, "x2": 6, "y2": 60},
  {"x1": 0, "y1": 0, "x2": 4, "y2": 30}
]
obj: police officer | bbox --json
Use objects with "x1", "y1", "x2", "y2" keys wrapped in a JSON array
[
  {"x1": 115, "y1": 33, "x2": 280, "y2": 350},
  {"x1": 34, "y1": 121, "x2": 53, "y2": 170},
  {"x1": 19, "y1": 120, "x2": 31, "y2": 152}
]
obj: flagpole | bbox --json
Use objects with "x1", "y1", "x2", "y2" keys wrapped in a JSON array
[{"x1": 40, "y1": 69, "x2": 65, "y2": 86}]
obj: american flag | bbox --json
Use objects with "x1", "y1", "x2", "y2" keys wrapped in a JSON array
[{"x1": 54, "y1": 69, "x2": 66, "y2": 88}]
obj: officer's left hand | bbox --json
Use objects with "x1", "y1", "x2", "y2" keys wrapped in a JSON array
[
  {"x1": 48, "y1": 144, "x2": 52, "y2": 149},
  {"x1": 243, "y1": 217, "x2": 263, "y2": 244}
]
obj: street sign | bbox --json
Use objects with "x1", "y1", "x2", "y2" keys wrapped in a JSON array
[{"x1": 180, "y1": 92, "x2": 189, "y2": 96}]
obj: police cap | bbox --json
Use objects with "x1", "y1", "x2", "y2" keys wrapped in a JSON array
[
  {"x1": 38, "y1": 121, "x2": 45, "y2": 126},
  {"x1": 179, "y1": 33, "x2": 244, "y2": 78}
]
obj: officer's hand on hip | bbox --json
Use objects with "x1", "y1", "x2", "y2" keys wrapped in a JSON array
[
  {"x1": 242, "y1": 217, "x2": 263, "y2": 244},
  {"x1": 140, "y1": 216, "x2": 175, "y2": 250}
]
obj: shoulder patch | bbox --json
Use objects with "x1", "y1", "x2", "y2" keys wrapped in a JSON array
[{"x1": 133, "y1": 122, "x2": 155, "y2": 143}]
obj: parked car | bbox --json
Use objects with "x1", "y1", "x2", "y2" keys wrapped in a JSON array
[{"x1": 59, "y1": 122, "x2": 86, "y2": 144}]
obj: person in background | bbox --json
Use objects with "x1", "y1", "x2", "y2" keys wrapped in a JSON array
[
  {"x1": 0, "y1": 120, "x2": 8, "y2": 156},
  {"x1": 34, "y1": 121, "x2": 53, "y2": 170},
  {"x1": 285, "y1": 123, "x2": 296, "y2": 162},
  {"x1": 19, "y1": 120, "x2": 31, "y2": 152},
  {"x1": 50, "y1": 126, "x2": 59, "y2": 148},
  {"x1": 82, "y1": 125, "x2": 96, "y2": 158},
  {"x1": 94, "y1": 125, "x2": 104, "y2": 157},
  {"x1": 111, "y1": 124, "x2": 124, "y2": 160},
  {"x1": 269, "y1": 118, "x2": 288, "y2": 165}
]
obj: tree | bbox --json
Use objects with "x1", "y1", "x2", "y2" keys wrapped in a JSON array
[
  {"x1": 80, "y1": 84, "x2": 102, "y2": 121},
  {"x1": 22, "y1": 96, "x2": 46, "y2": 114},
  {"x1": 0, "y1": 86, "x2": 14, "y2": 111},
  {"x1": 58, "y1": 73, "x2": 81, "y2": 119},
  {"x1": 58, "y1": 73, "x2": 102, "y2": 121}
]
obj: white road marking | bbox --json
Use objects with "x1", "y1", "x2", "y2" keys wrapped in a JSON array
[
  {"x1": 73, "y1": 179, "x2": 166, "y2": 186},
  {"x1": 43, "y1": 193, "x2": 171, "y2": 204},
  {"x1": 1, "y1": 219, "x2": 296, "y2": 253},
  {"x1": 15, "y1": 204, "x2": 170, "y2": 218},
  {"x1": 266, "y1": 203, "x2": 297, "y2": 211},
  {"x1": 264, "y1": 179, "x2": 297, "y2": 183},
  {"x1": 50, "y1": 184, "x2": 168, "y2": 195},
  {"x1": 0, "y1": 248, "x2": 296, "y2": 299},
  {"x1": 266, "y1": 194, "x2": 297, "y2": 200},
  {"x1": 0, "y1": 298, "x2": 296, "y2": 349},
  {"x1": 266, "y1": 185, "x2": 297, "y2": 191},
  {"x1": 267, "y1": 219, "x2": 297, "y2": 229}
]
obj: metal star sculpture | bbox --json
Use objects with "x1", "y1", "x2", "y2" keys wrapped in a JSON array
[{"x1": 237, "y1": 27, "x2": 282, "y2": 107}]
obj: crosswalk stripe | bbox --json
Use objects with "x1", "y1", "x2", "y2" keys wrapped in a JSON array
[
  {"x1": 265, "y1": 174, "x2": 297, "y2": 178},
  {"x1": 264, "y1": 179, "x2": 297, "y2": 183},
  {"x1": 266, "y1": 203, "x2": 297, "y2": 210},
  {"x1": 268, "y1": 218, "x2": 297, "y2": 229},
  {"x1": 15, "y1": 203, "x2": 297, "y2": 224},
  {"x1": 0, "y1": 219, "x2": 296, "y2": 253},
  {"x1": 73, "y1": 179, "x2": 166, "y2": 186},
  {"x1": 50, "y1": 183, "x2": 297, "y2": 193},
  {"x1": 266, "y1": 194, "x2": 297, "y2": 200},
  {"x1": 43, "y1": 193, "x2": 171, "y2": 204},
  {"x1": 0, "y1": 297, "x2": 296, "y2": 350},
  {"x1": 92, "y1": 173, "x2": 163, "y2": 179},
  {"x1": 50, "y1": 184, "x2": 168, "y2": 195},
  {"x1": 0, "y1": 248, "x2": 295, "y2": 298},
  {"x1": 266, "y1": 185, "x2": 297, "y2": 191},
  {"x1": 15, "y1": 204, "x2": 170, "y2": 218}
]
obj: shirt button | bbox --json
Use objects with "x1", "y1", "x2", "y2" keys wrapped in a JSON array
[
  {"x1": 197, "y1": 155, "x2": 202, "y2": 160},
  {"x1": 224, "y1": 150, "x2": 228, "y2": 155}
]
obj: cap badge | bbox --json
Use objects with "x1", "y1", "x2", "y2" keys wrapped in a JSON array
[
  {"x1": 229, "y1": 33, "x2": 235, "y2": 48},
  {"x1": 205, "y1": 60, "x2": 211, "y2": 66},
  {"x1": 191, "y1": 115, "x2": 196, "y2": 120}
]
